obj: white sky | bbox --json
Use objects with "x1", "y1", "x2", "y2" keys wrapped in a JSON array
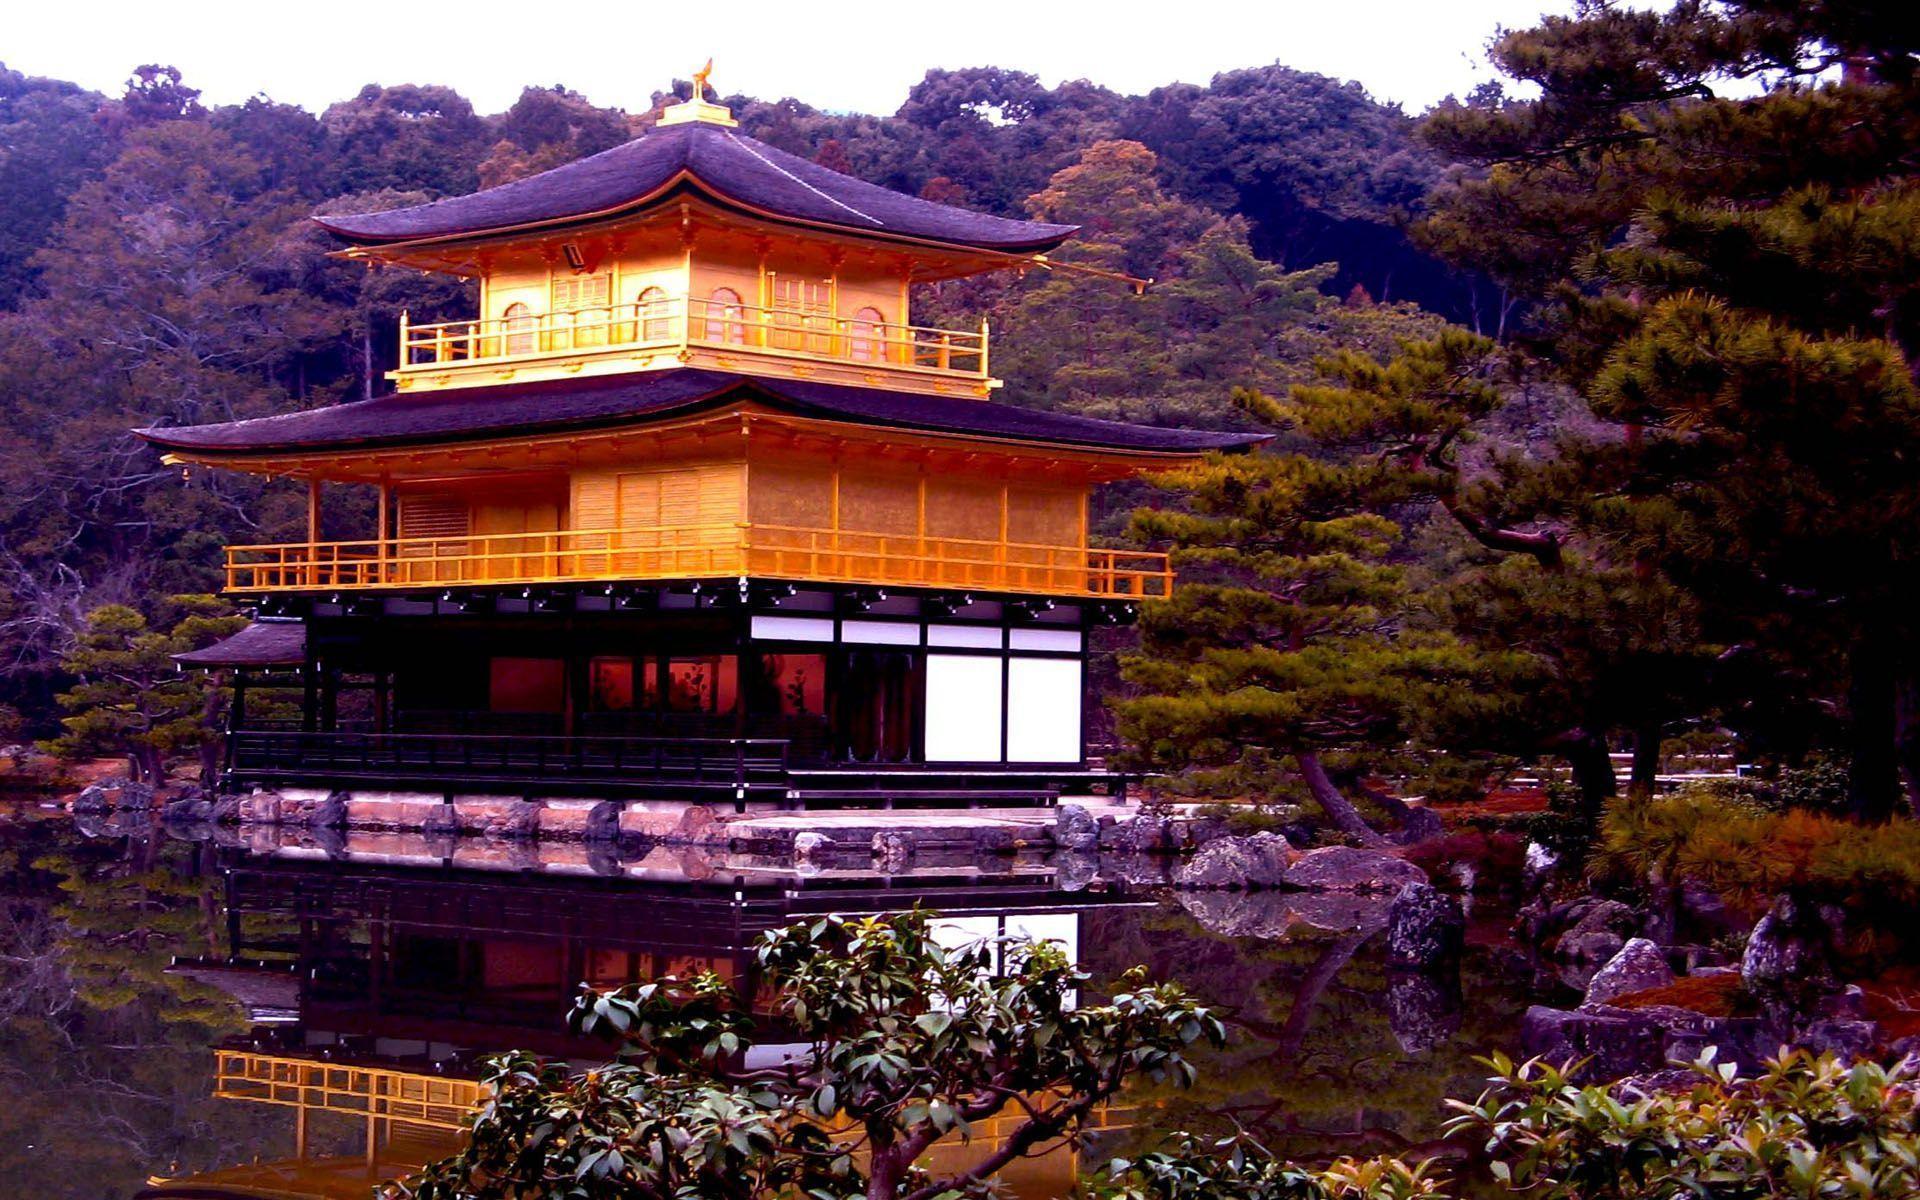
[{"x1": 5, "y1": 0, "x2": 1572, "y2": 118}]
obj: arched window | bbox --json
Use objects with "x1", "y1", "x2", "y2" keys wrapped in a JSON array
[
  {"x1": 704, "y1": 287, "x2": 746, "y2": 345},
  {"x1": 848, "y1": 306, "x2": 887, "y2": 363},
  {"x1": 637, "y1": 286, "x2": 672, "y2": 342},
  {"x1": 502, "y1": 302, "x2": 535, "y2": 356}
]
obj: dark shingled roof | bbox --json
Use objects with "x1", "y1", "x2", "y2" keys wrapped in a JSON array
[
  {"x1": 137, "y1": 371, "x2": 1264, "y2": 458},
  {"x1": 173, "y1": 621, "x2": 306, "y2": 667},
  {"x1": 316, "y1": 121, "x2": 1076, "y2": 253}
]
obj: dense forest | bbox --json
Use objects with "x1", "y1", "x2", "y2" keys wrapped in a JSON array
[{"x1": 5, "y1": 0, "x2": 1919, "y2": 835}]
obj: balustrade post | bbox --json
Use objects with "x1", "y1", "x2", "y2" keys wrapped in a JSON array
[{"x1": 399, "y1": 309, "x2": 410, "y2": 365}]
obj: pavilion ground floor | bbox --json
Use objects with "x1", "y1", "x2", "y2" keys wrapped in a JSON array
[{"x1": 216, "y1": 582, "x2": 1130, "y2": 807}]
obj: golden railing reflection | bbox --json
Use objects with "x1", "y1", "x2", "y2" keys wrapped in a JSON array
[{"x1": 143, "y1": 1049, "x2": 1131, "y2": 1200}]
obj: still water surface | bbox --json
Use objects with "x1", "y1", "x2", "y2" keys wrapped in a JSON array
[{"x1": 0, "y1": 809, "x2": 1535, "y2": 1198}]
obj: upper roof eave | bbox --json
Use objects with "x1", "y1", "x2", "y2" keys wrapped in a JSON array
[{"x1": 313, "y1": 123, "x2": 1078, "y2": 255}]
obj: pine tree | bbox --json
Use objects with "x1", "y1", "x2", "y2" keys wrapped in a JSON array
[
  {"x1": 42, "y1": 596, "x2": 243, "y2": 783},
  {"x1": 1117, "y1": 333, "x2": 1538, "y2": 842},
  {"x1": 1418, "y1": 0, "x2": 1920, "y2": 819}
]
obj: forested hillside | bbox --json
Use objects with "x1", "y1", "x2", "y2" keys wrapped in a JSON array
[{"x1": 0, "y1": 59, "x2": 1472, "y2": 722}]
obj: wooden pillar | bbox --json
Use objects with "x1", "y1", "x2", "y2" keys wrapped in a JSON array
[
  {"x1": 302, "y1": 649, "x2": 319, "y2": 733},
  {"x1": 376, "y1": 479, "x2": 390, "y2": 585},
  {"x1": 306, "y1": 477, "x2": 322, "y2": 588}
]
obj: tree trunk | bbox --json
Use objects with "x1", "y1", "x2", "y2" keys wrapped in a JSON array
[
  {"x1": 1629, "y1": 717, "x2": 1662, "y2": 799},
  {"x1": 1847, "y1": 628, "x2": 1899, "y2": 823},
  {"x1": 1896, "y1": 671, "x2": 1920, "y2": 818},
  {"x1": 1297, "y1": 752, "x2": 1388, "y2": 847},
  {"x1": 1564, "y1": 730, "x2": 1616, "y2": 825},
  {"x1": 867, "y1": 1144, "x2": 904, "y2": 1200}
]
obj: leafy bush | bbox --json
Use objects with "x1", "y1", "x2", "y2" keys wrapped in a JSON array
[
  {"x1": 389, "y1": 910, "x2": 1225, "y2": 1200},
  {"x1": 1445, "y1": 1050, "x2": 1920, "y2": 1199},
  {"x1": 1097, "y1": 1132, "x2": 1445, "y2": 1200},
  {"x1": 1105, "y1": 1051, "x2": 1918, "y2": 1200},
  {"x1": 1773, "y1": 757, "x2": 1854, "y2": 815}
]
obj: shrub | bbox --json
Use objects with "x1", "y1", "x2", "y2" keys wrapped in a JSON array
[
  {"x1": 1445, "y1": 1050, "x2": 1920, "y2": 1199},
  {"x1": 1106, "y1": 1052, "x2": 1918, "y2": 1200},
  {"x1": 1597, "y1": 789, "x2": 1920, "y2": 967}
]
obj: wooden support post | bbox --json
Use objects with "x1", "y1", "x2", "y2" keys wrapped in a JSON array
[
  {"x1": 376, "y1": 479, "x2": 390, "y2": 585},
  {"x1": 306, "y1": 477, "x2": 322, "y2": 588}
]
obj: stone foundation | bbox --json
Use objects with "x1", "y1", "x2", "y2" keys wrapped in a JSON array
[{"x1": 81, "y1": 782, "x2": 1227, "y2": 862}]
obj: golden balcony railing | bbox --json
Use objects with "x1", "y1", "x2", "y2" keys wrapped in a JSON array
[
  {"x1": 398, "y1": 296, "x2": 988, "y2": 379},
  {"x1": 223, "y1": 523, "x2": 1171, "y2": 599}
]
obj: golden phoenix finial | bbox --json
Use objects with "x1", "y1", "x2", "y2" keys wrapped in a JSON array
[{"x1": 693, "y1": 59, "x2": 714, "y2": 100}]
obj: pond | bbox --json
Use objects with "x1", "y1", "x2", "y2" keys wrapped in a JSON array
[{"x1": 0, "y1": 808, "x2": 1540, "y2": 1199}]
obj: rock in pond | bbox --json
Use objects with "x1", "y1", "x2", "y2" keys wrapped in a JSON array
[
  {"x1": 1052, "y1": 803, "x2": 1100, "y2": 852},
  {"x1": 1179, "y1": 888, "x2": 1392, "y2": 939},
  {"x1": 1173, "y1": 832, "x2": 1293, "y2": 890},
  {"x1": 1584, "y1": 938, "x2": 1675, "y2": 1008},
  {"x1": 1385, "y1": 882, "x2": 1465, "y2": 969},
  {"x1": 1279, "y1": 845, "x2": 1428, "y2": 894}
]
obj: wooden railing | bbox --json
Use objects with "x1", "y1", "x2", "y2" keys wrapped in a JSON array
[
  {"x1": 214, "y1": 1049, "x2": 484, "y2": 1131},
  {"x1": 223, "y1": 523, "x2": 1171, "y2": 598},
  {"x1": 399, "y1": 296, "x2": 988, "y2": 378}
]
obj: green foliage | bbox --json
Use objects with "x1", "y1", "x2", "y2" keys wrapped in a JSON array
[
  {"x1": 393, "y1": 910, "x2": 1226, "y2": 1200},
  {"x1": 40, "y1": 596, "x2": 243, "y2": 781},
  {"x1": 1115, "y1": 331, "x2": 1534, "y2": 843},
  {"x1": 1445, "y1": 1050, "x2": 1920, "y2": 1200},
  {"x1": 1097, "y1": 1132, "x2": 1445, "y2": 1200},
  {"x1": 1773, "y1": 758, "x2": 1855, "y2": 816},
  {"x1": 1597, "y1": 788, "x2": 1920, "y2": 964},
  {"x1": 1417, "y1": 0, "x2": 1920, "y2": 818}
]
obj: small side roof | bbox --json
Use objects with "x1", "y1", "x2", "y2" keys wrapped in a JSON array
[
  {"x1": 315, "y1": 121, "x2": 1076, "y2": 254},
  {"x1": 173, "y1": 621, "x2": 306, "y2": 668},
  {"x1": 136, "y1": 371, "x2": 1266, "y2": 459}
]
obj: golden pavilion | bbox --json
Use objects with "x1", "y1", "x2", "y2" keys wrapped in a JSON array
[{"x1": 143, "y1": 76, "x2": 1259, "y2": 806}]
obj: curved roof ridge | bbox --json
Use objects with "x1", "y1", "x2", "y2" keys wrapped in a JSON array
[{"x1": 315, "y1": 123, "x2": 1076, "y2": 253}]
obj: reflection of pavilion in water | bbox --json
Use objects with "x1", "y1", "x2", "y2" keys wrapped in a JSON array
[{"x1": 140, "y1": 849, "x2": 1139, "y2": 1199}]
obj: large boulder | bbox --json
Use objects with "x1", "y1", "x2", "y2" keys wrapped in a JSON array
[
  {"x1": 1741, "y1": 892, "x2": 1839, "y2": 1017},
  {"x1": 1552, "y1": 898, "x2": 1639, "y2": 969},
  {"x1": 1584, "y1": 938, "x2": 1675, "y2": 1007},
  {"x1": 1279, "y1": 845, "x2": 1428, "y2": 894},
  {"x1": 584, "y1": 800, "x2": 623, "y2": 842},
  {"x1": 117, "y1": 780, "x2": 157, "y2": 810},
  {"x1": 71, "y1": 783, "x2": 111, "y2": 813},
  {"x1": 1173, "y1": 832, "x2": 1293, "y2": 890},
  {"x1": 1110, "y1": 815, "x2": 1175, "y2": 854},
  {"x1": 1052, "y1": 804, "x2": 1100, "y2": 852},
  {"x1": 1385, "y1": 882, "x2": 1465, "y2": 969}
]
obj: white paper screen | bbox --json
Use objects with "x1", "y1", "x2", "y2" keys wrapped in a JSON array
[
  {"x1": 924, "y1": 654, "x2": 1004, "y2": 762},
  {"x1": 1006, "y1": 657, "x2": 1082, "y2": 762}
]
